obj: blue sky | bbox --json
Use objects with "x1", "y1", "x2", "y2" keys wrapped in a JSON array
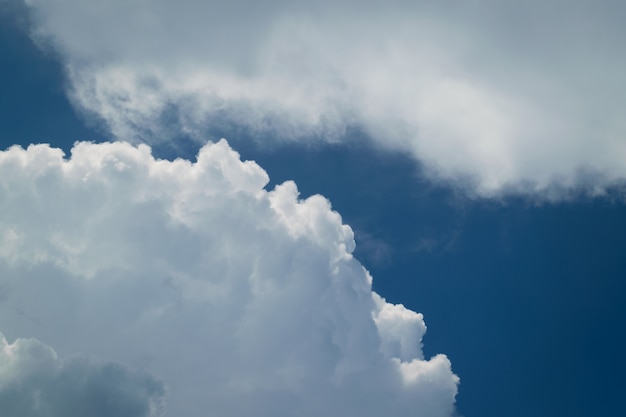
[{"x1": 1, "y1": 1, "x2": 626, "y2": 416}]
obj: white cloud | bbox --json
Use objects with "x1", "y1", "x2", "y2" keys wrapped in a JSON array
[
  {"x1": 0, "y1": 140, "x2": 458, "y2": 416},
  {"x1": 21, "y1": 0, "x2": 626, "y2": 197},
  {"x1": 0, "y1": 332, "x2": 166, "y2": 417}
]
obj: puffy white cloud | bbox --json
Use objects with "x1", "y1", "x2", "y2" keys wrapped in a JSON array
[
  {"x1": 0, "y1": 332, "x2": 166, "y2": 417},
  {"x1": 0, "y1": 140, "x2": 458, "y2": 416},
  {"x1": 20, "y1": 0, "x2": 626, "y2": 196}
]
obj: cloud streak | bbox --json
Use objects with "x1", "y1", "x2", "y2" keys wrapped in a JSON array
[
  {"x1": 0, "y1": 140, "x2": 458, "y2": 416},
  {"x1": 21, "y1": 0, "x2": 626, "y2": 196}
]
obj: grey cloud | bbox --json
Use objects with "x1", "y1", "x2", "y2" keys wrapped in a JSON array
[{"x1": 0, "y1": 333, "x2": 166, "y2": 417}]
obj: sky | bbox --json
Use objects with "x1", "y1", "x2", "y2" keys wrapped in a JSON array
[{"x1": 1, "y1": 1, "x2": 626, "y2": 416}]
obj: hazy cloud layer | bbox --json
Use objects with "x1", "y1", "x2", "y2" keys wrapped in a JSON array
[
  {"x1": 0, "y1": 332, "x2": 166, "y2": 417},
  {"x1": 0, "y1": 140, "x2": 458, "y2": 416},
  {"x1": 21, "y1": 0, "x2": 626, "y2": 196}
]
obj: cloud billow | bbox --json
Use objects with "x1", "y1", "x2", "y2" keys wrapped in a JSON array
[
  {"x1": 0, "y1": 140, "x2": 458, "y2": 416},
  {"x1": 0, "y1": 333, "x2": 166, "y2": 417},
  {"x1": 21, "y1": 0, "x2": 626, "y2": 197}
]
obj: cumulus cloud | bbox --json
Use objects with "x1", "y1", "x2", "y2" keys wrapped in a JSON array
[
  {"x1": 0, "y1": 332, "x2": 166, "y2": 417},
  {"x1": 0, "y1": 140, "x2": 458, "y2": 416},
  {"x1": 18, "y1": 0, "x2": 626, "y2": 196}
]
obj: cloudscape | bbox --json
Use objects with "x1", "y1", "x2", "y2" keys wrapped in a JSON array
[{"x1": 2, "y1": 1, "x2": 626, "y2": 416}]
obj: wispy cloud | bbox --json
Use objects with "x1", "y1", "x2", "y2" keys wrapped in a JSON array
[{"x1": 21, "y1": 0, "x2": 626, "y2": 197}]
